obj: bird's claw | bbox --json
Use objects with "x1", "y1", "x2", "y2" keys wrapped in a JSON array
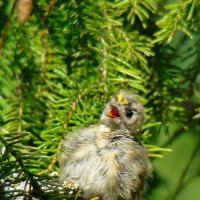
[
  {"x1": 63, "y1": 180, "x2": 79, "y2": 195},
  {"x1": 90, "y1": 197, "x2": 100, "y2": 200}
]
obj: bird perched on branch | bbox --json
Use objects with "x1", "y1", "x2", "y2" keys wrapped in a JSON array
[{"x1": 59, "y1": 91, "x2": 152, "y2": 200}]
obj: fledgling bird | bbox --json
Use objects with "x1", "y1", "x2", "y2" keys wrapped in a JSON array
[{"x1": 59, "y1": 91, "x2": 152, "y2": 200}]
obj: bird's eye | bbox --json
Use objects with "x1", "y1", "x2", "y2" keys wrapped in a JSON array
[{"x1": 125, "y1": 109, "x2": 135, "y2": 119}]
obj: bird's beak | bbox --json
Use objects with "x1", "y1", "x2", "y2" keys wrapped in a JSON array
[{"x1": 107, "y1": 105, "x2": 120, "y2": 118}]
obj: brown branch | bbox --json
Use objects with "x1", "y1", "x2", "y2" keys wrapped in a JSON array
[
  {"x1": 45, "y1": 0, "x2": 57, "y2": 17},
  {"x1": 0, "y1": 0, "x2": 17, "y2": 55},
  {"x1": 17, "y1": 0, "x2": 33, "y2": 23},
  {"x1": 0, "y1": 20, "x2": 10, "y2": 56}
]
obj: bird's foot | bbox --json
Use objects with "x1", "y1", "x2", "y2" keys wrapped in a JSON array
[
  {"x1": 63, "y1": 180, "x2": 79, "y2": 195},
  {"x1": 90, "y1": 197, "x2": 100, "y2": 200}
]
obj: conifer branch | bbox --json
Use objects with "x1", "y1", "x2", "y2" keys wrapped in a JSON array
[{"x1": 0, "y1": 131, "x2": 45, "y2": 199}]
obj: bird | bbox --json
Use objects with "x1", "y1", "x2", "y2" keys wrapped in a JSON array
[{"x1": 59, "y1": 91, "x2": 152, "y2": 200}]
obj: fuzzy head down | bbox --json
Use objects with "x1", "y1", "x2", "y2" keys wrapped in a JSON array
[{"x1": 101, "y1": 90, "x2": 144, "y2": 135}]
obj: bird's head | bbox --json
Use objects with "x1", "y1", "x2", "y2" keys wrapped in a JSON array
[{"x1": 100, "y1": 91, "x2": 144, "y2": 136}]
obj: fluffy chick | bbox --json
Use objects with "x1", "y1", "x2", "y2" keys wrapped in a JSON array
[{"x1": 59, "y1": 91, "x2": 152, "y2": 200}]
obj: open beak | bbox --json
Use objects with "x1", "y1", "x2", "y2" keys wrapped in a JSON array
[{"x1": 107, "y1": 105, "x2": 120, "y2": 118}]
